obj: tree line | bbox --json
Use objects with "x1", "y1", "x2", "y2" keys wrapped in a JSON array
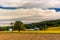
[
  {"x1": 0, "y1": 19, "x2": 60, "y2": 32},
  {"x1": 24, "y1": 19, "x2": 60, "y2": 30}
]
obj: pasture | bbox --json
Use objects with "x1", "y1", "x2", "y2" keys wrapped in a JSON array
[{"x1": 0, "y1": 27, "x2": 60, "y2": 40}]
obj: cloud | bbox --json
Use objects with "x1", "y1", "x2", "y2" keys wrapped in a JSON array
[
  {"x1": 0, "y1": 0, "x2": 60, "y2": 26},
  {"x1": 0, "y1": 8, "x2": 59, "y2": 26},
  {"x1": 0, "y1": 0, "x2": 60, "y2": 8},
  {"x1": 0, "y1": 8, "x2": 60, "y2": 25}
]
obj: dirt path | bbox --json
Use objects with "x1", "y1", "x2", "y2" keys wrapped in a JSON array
[{"x1": 0, "y1": 34, "x2": 60, "y2": 40}]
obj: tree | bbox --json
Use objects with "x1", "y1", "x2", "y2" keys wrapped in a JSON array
[
  {"x1": 14, "y1": 21, "x2": 26, "y2": 32},
  {"x1": 10, "y1": 22, "x2": 14, "y2": 31}
]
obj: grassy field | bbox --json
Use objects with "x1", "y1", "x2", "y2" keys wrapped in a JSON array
[
  {"x1": 19, "y1": 27, "x2": 60, "y2": 34},
  {"x1": 15, "y1": 27, "x2": 60, "y2": 34},
  {"x1": 0, "y1": 27, "x2": 60, "y2": 40},
  {"x1": 0, "y1": 27, "x2": 60, "y2": 34},
  {"x1": 0, "y1": 27, "x2": 59, "y2": 40},
  {"x1": 0, "y1": 31, "x2": 60, "y2": 34},
  {"x1": 46, "y1": 27, "x2": 60, "y2": 31}
]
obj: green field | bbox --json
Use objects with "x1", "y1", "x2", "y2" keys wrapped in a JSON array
[
  {"x1": 0, "y1": 27, "x2": 60, "y2": 34},
  {"x1": 15, "y1": 27, "x2": 60, "y2": 34},
  {"x1": 0, "y1": 31, "x2": 60, "y2": 34},
  {"x1": 46, "y1": 27, "x2": 60, "y2": 31}
]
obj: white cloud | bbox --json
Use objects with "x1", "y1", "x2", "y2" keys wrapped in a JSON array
[
  {"x1": 0, "y1": 0, "x2": 60, "y2": 26},
  {"x1": 0, "y1": 8, "x2": 60, "y2": 25},
  {"x1": 0, "y1": 0, "x2": 60, "y2": 8}
]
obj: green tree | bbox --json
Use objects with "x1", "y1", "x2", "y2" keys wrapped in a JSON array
[
  {"x1": 14, "y1": 21, "x2": 26, "y2": 32},
  {"x1": 10, "y1": 22, "x2": 14, "y2": 31}
]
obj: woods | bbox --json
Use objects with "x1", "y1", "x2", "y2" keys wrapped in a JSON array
[
  {"x1": 0, "y1": 19, "x2": 60, "y2": 31},
  {"x1": 24, "y1": 19, "x2": 60, "y2": 30}
]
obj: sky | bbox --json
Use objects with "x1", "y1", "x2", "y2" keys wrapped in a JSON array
[
  {"x1": 0, "y1": 0, "x2": 60, "y2": 8},
  {"x1": 0, "y1": 0, "x2": 60, "y2": 26}
]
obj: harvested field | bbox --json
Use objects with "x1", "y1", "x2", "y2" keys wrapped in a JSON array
[{"x1": 0, "y1": 33, "x2": 60, "y2": 40}]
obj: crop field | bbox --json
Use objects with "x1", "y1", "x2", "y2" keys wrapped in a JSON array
[
  {"x1": 0, "y1": 27, "x2": 60, "y2": 40},
  {"x1": 0, "y1": 32, "x2": 60, "y2": 40},
  {"x1": 46, "y1": 27, "x2": 60, "y2": 31}
]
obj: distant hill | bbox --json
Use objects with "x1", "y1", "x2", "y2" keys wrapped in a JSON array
[{"x1": 24, "y1": 19, "x2": 60, "y2": 30}]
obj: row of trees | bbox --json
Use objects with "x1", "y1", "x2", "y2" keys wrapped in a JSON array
[
  {"x1": 0, "y1": 19, "x2": 60, "y2": 32},
  {"x1": 24, "y1": 19, "x2": 60, "y2": 30}
]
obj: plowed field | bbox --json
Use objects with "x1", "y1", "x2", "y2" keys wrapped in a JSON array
[{"x1": 0, "y1": 34, "x2": 60, "y2": 40}]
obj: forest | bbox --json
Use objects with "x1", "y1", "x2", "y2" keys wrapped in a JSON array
[{"x1": 25, "y1": 19, "x2": 60, "y2": 30}]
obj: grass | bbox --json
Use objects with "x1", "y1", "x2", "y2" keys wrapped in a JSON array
[
  {"x1": 46, "y1": 27, "x2": 60, "y2": 31},
  {"x1": 0, "y1": 27, "x2": 60, "y2": 40},
  {"x1": 19, "y1": 27, "x2": 60, "y2": 34},
  {"x1": 0, "y1": 27, "x2": 59, "y2": 40},
  {"x1": 0, "y1": 31, "x2": 60, "y2": 34},
  {"x1": 20, "y1": 30, "x2": 60, "y2": 34},
  {"x1": 0, "y1": 27, "x2": 60, "y2": 34}
]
